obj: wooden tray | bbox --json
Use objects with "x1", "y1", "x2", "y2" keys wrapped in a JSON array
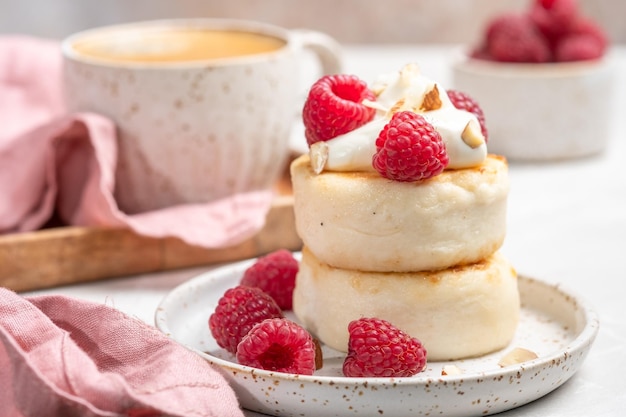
[{"x1": 0, "y1": 165, "x2": 301, "y2": 293}]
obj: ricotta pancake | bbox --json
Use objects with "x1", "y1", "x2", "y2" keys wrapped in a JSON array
[
  {"x1": 290, "y1": 154, "x2": 510, "y2": 273},
  {"x1": 293, "y1": 247, "x2": 520, "y2": 361}
]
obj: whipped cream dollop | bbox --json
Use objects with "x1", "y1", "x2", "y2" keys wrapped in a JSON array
[{"x1": 310, "y1": 64, "x2": 487, "y2": 174}]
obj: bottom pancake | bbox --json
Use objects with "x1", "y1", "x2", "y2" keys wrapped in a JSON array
[{"x1": 293, "y1": 247, "x2": 520, "y2": 361}]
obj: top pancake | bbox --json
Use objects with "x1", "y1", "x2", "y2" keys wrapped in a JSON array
[{"x1": 290, "y1": 153, "x2": 510, "y2": 272}]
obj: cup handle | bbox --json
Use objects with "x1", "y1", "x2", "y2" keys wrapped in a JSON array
[
  {"x1": 289, "y1": 30, "x2": 342, "y2": 153},
  {"x1": 292, "y1": 29, "x2": 343, "y2": 76}
]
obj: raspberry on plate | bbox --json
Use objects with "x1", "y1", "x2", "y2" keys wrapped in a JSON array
[
  {"x1": 236, "y1": 318, "x2": 318, "y2": 375},
  {"x1": 209, "y1": 285, "x2": 283, "y2": 354},
  {"x1": 372, "y1": 111, "x2": 448, "y2": 182},
  {"x1": 302, "y1": 74, "x2": 376, "y2": 146},
  {"x1": 446, "y1": 89, "x2": 489, "y2": 142},
  {"x1": 343, "y1": 318, "x2": 427, "y2": 378},
  {"x1": 240, "y1": 249, "x2": 299, "y2": 310}
]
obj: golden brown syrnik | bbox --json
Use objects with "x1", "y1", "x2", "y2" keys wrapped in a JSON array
[{"x1": 291, "y1": 153, "x2": 509, "y2": 273}]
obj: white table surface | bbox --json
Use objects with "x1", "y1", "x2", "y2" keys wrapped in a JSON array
[{"x1": 25, "y1": 45, "x2": 626, "y2": 416}]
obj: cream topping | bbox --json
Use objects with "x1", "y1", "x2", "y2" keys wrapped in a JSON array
[{"x1": 309, "y1": 64, "x2": 487, "y2": 174}]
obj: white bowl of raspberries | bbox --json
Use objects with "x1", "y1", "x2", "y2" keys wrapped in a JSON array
[{"x1": 452, "y1": 0, "x2": 616, "y2": 161}]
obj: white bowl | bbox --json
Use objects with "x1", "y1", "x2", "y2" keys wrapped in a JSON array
[{"x1": 452, "y1": 51, "x2": 617, "y2": 161}]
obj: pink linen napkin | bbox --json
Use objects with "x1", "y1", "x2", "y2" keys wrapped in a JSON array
[
  {"x1": 0, "y1": 35, "x2": 273, "y2": 248},
  {"x1": 0, "y1": 287, "x2": 244, "y2": 417}
]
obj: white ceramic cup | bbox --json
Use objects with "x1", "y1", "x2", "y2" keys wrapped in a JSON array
[
  {"x1": 452, "y1": 51, "x2": 616, "y2": 161},
  {"x1": 62, "y1": 19, "x2": 341, "y2": 214}
]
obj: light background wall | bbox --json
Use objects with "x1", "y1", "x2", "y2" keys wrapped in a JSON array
[{"x1": 1, "y1": 0, "x2": 624, "y2": 45}]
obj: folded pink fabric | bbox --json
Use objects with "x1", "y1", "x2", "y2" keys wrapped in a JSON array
[
  {"x1": 0, "y1": 35, "x2": 273, "y2": 248},
  {"x1": 0, "y1": 288, "x2": 244, "y2": 417}
]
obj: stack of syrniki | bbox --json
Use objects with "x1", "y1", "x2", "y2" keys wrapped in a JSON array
[{"x1": 291, "y1": 64, "x2": 520, "y2": 361}]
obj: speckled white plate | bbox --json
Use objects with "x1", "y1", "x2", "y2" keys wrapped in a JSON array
[{"x1": 155, "y1": 255, "x2": 599, "y2": 417}]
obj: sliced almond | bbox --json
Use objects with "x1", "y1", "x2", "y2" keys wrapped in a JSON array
[
  {"x1": 441, "y1": 364, "x2": 463, "y2": 376},
  {"x1": 420, "y1": 84, "x2": 442, "y2": 112},
  {"x1": 498, "y1": 347, "x2": 539, "y2": 367},
  {"x1": 461, "y1": 119, "x2": 485, "y2": 149},
  {"x1": 313, "y1": 338, "x2": 324, "y2": 370},
  {"x1": 309, "y1": 141, "x2": 329, "y2": 174},
  {"x1": 372, "y1": 84, "x2": 387, "y2": 96},
  {"x1": 390, "y1": 97, "x2": 407, "y2": 114},
  {"x1": 362, "y1": 98, "x2": 387, "y2": 112},
  {"x1": 399, "y1": 63, "x2": 420, "y2": 85}
]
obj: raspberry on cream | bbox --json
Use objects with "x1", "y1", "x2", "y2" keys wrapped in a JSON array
[{"x1": 309, "y1": 64, "x2": 487, "y2": 174}]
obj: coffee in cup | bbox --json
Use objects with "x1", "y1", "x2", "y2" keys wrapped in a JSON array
[{"x1": 70, "y1": 28, "x2": 287, "y2": 63}]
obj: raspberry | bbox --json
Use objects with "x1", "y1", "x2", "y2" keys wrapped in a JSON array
[
  {"x1": 557, "y1": 17, "x2": 609, "y2": 60},
  {"x1": 372, "y1": 111, "x2": 448, "y2": 182},
  {"x1": 302, "y1": 74, "x2": 376, "y2": 146},
  {"x1": 240, "y1": 249, "x2": 299, "y2": 310},
  {"x1": 530, "y1": 0, "x2": 579, "y2": 46},
  {"x1": 209, "y1": 285, "x2": 282, "y2": 354},
  {"x1": 555, "y1": 33, "x2": 604, "y2": 62},
  {"x1": 569, "y1": 18, "x2": 608, "y2": 50},
  {"x1": 342, "y1": 318, "x2": 427, "y2": 378},
  {"x1": 236, "y1": 318, "x2": 317, "y2": 375},
  {"x1": 486, "y1": 13, "x2": 551, "y2": 63},
  {"x1": 446, "y1": 89, "x2": 489, "y2": 142}
]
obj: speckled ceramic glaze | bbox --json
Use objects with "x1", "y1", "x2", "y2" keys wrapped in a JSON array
[
  {"x1": 452, "y1": 51, "x2": 616, "y2": 161},
  {"x1": 155, "y1": 254, "x2": 599, "y2": 417},
  {"x1": 62, "y1": 19, "x2": 341, "y2": 213}
]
